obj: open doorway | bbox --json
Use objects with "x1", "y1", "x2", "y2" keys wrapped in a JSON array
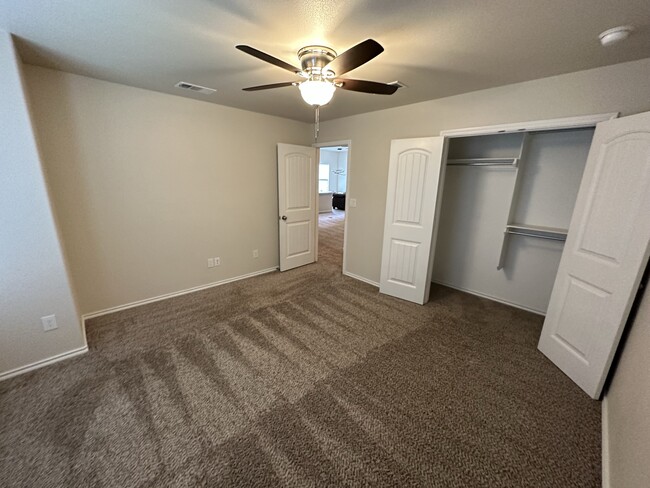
[{"x1": 315, "y1": 143, "x2": 349, "y2": 270}]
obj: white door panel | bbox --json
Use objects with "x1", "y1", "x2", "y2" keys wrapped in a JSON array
[
  {"x1": 539, "y1": 111, "x2": 650, "y2": 398},
  {"x1": 380, "y1": 137, "x2": 447, "y2": 304},
  {"x1": 278, "y1": 143, "x2": 317, "y2": 271}
]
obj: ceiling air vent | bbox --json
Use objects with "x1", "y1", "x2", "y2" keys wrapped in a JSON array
[{"x1": 175, "y1": 81, "x2": 216, "y2": 95}]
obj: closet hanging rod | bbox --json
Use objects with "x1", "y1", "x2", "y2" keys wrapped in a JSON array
[
  {"x1": 506, "y1": 229, "x2": 566, "y2": 242},
  {"x1": 447, "y1": 158, "x2": 518, "y2": 167}
]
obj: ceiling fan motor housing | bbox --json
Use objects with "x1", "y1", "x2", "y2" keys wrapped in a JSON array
[{"x1": 298, "y1": 46, "x2": 337, "y2": 80}]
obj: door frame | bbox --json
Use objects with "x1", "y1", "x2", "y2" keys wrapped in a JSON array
[
  {"x1": 440, "y1": 113, "x2": 618, "y2": 137},
  {"x1": 377, "y1": 112, "x2": 619, "y2": 303},
  {"x1": 426, "y1": 113, "x2": 620, "y2": 309},
  {"x1": 313, "y1": 139, "x2": 352, "y2": 273}
]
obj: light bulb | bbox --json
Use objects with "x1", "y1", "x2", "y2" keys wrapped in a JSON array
[{"x1": 299, "y1": 80, "x2": 335, "y2": 106}]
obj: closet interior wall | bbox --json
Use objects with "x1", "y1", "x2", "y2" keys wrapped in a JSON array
[{"x1": 432, "y1": 128, "x2": 595, "y2": 314}]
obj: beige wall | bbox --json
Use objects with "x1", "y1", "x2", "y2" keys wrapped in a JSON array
[
  {"x1": 0, "y1": 32, "x2": 85, "y2": 376},
  {"x1": 317, "y1": 58, "x2": 650, "y2": 284},
  {"x1": 8, "y1": 48, "x2": 650, "y2": 477},
  {"x1": 604, "y1": 285, "x2": 650, "y2": 488},
  {"x1": 25, "y1": 65, "x2": 311, "y2": 314}
]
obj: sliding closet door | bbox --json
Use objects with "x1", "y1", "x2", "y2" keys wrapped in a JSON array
[
  {"x1": 380, "y1": 137, "x2": 446, "y2": 304},
  {"x1": 538, "y1": 111, "x2": 650, "y2": 398}
]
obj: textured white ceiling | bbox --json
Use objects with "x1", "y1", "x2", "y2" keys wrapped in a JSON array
[{"x1": 1, "y1": 0, "x2": 649, "y2": 122}]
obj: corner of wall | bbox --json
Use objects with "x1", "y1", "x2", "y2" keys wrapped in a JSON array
[{"x1": 0, "y1": 30, "x2": 86, "y2": 379}]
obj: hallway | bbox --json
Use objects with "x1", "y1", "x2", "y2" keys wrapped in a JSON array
[{"x1": 318, "y1": 209, "x2": 344, "y2": 267}]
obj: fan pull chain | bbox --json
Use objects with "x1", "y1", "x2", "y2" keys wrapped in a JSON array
[{"x1": 314, "y1": 106, "x2": 320, "y2": 142}]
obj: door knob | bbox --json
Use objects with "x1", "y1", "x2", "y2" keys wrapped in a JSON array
[{"x1": 281, "y1": 215, "x2": 287, "y2": 221}]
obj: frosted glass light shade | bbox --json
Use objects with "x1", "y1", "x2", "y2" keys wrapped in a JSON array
[{"x1": 299, "y1": 80, "x2": 335, "y2": 106}]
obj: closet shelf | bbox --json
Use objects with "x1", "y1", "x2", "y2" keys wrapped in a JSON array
[
  {"x1": 505, "y1": 224, "x2": 568, "y2": 242},
  {"x1": 498, "y1": 224, "x2": 568, "y2": 269},
  {"x1": 447, "y1": 157, "x2": 518, "y2": 167}
]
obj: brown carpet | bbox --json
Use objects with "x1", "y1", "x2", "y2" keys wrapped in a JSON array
[
  {"x1": 0, "y1": 211, "x2": 600, "y2": 487},
  {"x1": 318, "y1": 209, "x2": 345, "y2": 266}
]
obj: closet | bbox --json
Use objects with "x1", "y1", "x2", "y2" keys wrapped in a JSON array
[
  {"x1": 379, "y1": 111, "x2": 650, "y2": 398},
  {"x1": 432, "y1": 127, "x2": 595, "y2": 314}
]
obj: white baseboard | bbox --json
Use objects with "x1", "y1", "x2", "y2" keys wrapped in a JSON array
[
  {"x1": 1, "y1": 267, "x2": 280, "y2": 382},
  {"x1": 82, "y1": 266, "x2": 279, "y2": 321},
  {"x1": 0, "y1": 345, "x2": 88, "y2": 382},
  {"x1": 602, "y1": 397, "x2": 611, "y2": 488},
  {"x1": 431, "y1": 279, "x2": 546, "y2": 316},
  {"x1": 343, "y1": 271, "x2": 380, "y2": 288}
]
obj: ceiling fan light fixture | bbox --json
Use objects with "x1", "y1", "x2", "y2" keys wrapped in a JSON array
[{"x1": 298, "y1": 80, "x2": 336, "y2": 106}]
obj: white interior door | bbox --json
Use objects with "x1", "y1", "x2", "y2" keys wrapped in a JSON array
[
  {"x1": 277, "y1": 143, "x2": 317, "y2": 271},
  {"x1": 538, "y1": 111, "x2": 650, "y2": 398},
  {"x1": 380, "y1": 137, "x2": 447, "y2": 304}
]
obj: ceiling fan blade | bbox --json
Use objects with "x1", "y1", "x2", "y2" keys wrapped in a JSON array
[
  {"x1": 325, "y1": 39, "x2": 384, "y2": 76},
  {"x1": 242, "y1": 82, "x2": 297, "y2": 91},
  {"x1": 236, "y1": 45, "x2": 302, "y2": 74},
  {"x1": 334, "y1": 78, "x2": 398, "y2": 95}
]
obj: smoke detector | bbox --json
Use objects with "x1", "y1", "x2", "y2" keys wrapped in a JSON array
[
  {"x1": 175, "y1": 81, "x2": 216, "y2": 95},
  {"x1": 599, "y1": 26, "x2": 634, "y2": 46}
]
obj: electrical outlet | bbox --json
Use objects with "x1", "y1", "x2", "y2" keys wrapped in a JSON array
[
  {"x1": 208, "y1": 258, "x2": 214, "y2": 268},
  {"x1": 253, "y1": 249, "x2": 259, "y2": 258},
  {"x1": 349, "y1": 198, "x2": 357, "y2": 208},
  {"x1": 41, "y1": 314, "x2": 58, "y2": 332},
  {"x1": 214, "y1": 257, "x2": 221, "y2": 266}
]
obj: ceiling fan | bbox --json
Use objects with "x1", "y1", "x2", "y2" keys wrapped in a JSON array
[{"x1": 235, "y1": 39, "x2": 399, "y2": 108}]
